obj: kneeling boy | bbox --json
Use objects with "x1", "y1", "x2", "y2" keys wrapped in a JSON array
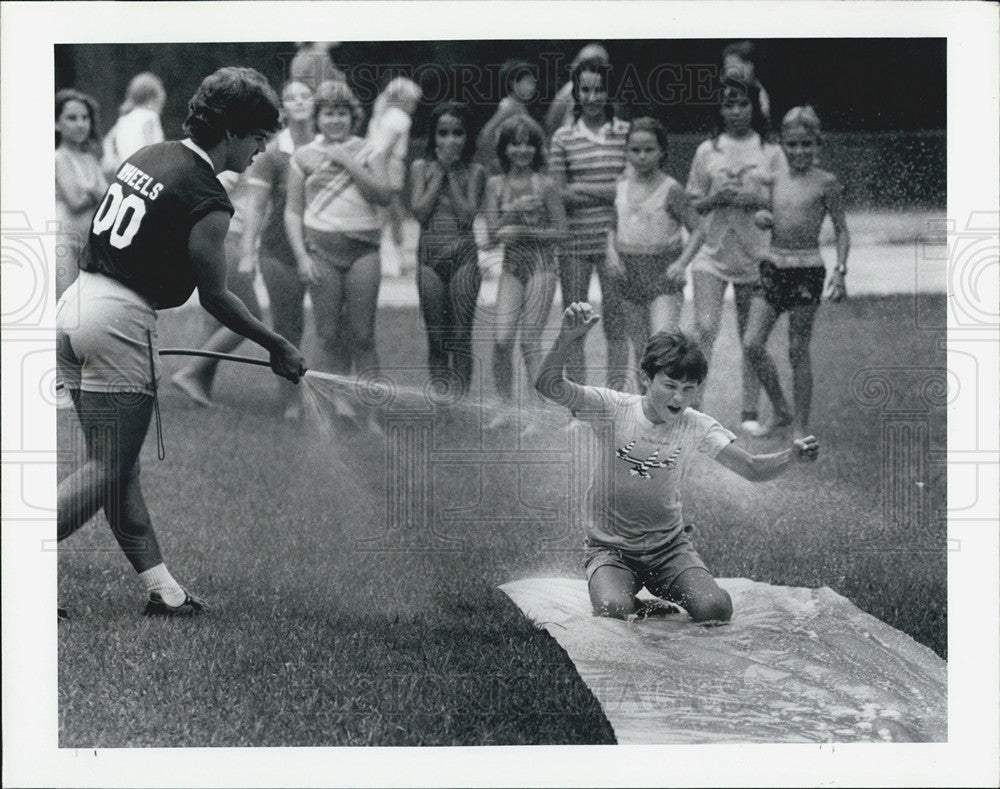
[{"x1": 535, "y1": 302, "x2": 819, "y2": 622}]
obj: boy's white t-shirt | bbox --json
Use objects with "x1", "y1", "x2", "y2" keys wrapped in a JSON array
[{"x1": 574, "y1": 386, "x2": 736, "y2": 553}]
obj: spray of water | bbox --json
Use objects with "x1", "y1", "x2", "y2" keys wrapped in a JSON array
[
  {"x1": 300, "y1": 368, "x2": 575, "y2": 442},
  {"x1": 293, "y1": 368, "x2": 605, "y2": 614}
]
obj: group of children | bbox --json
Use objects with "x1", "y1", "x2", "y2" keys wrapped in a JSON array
[
  {"x1": 56, "y1": 47, "x2": 847, "y2": 623},
  {"x1": 56, "y1": 59, "x2": 850, "y2": 444},
  {"x1": 407, "y1": 65, "x2": 849, "y2": 448}
]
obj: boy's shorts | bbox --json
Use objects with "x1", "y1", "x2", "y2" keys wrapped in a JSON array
[
  {"x1": 583, "y1": 524, "x2": 709, "y2": 599},
  {"x1": 758, "y1": 257, "x2": 826, "y2": 314},
  {"x1": 57, "y1": 270, "x2": 160, "y2": 396}
]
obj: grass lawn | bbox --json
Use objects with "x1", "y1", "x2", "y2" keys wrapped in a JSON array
[{"x1": 57, "y1": 293, "x2": 946, "y2": 746}]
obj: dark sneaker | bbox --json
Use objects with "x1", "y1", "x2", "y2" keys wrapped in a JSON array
[
  {"x1": 143, "y1": 590, "x2": 208, "y2": 617},
  {"x1": 58, "y1": 607, "x2": 69, "y2": 621}
]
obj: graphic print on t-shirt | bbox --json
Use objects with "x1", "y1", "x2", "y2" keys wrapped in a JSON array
[{"x1": 615, "y1": 439, "x2": 682, "y2": 479}]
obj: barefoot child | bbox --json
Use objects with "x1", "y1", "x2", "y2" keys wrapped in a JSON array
[
  {"x1": 484, "y1": 116, "x2": 567, "y2": 431},
  {"x1": 410, "y1": 101, "x2": 486, "y2": 399},
  {"x1": 743, "y1": 106, "x2": 850, "y2": 439},
  {"x1": 608, "y1": 117, "x2": 702, "y2": 380},
  {"x1": 678, "y1": 78, "x2": 783, "y2": 430},
  {"x1": 535, "y1": 302, "x2": 819, "y2": 622}
]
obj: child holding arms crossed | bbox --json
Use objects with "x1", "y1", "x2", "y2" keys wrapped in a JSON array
[{"x1": 535, "y1": 302, "x2": 819, "y2": 622}]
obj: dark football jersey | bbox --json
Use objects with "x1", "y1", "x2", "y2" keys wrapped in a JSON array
[{"x1": 81, "y1": 140, "x2": 234, "y2": 309}]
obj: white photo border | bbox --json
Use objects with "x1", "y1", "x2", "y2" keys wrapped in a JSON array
[{"x1": 2, "y1": 2, "x2": 998, "y2": 787}]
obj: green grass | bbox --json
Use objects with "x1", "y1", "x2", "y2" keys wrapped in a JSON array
[{"x1": 58, "y1": 294, "x2": 945, "y2": 746}]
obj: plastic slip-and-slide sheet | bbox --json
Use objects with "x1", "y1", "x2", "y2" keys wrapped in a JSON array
[{"x1": 499, "y1": 577, "x2": 946, "y2": 744}]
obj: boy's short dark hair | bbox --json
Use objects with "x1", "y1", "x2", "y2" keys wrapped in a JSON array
[
  {"x1": 495, "y1": 115, "x2": 546, "y2": 173},
  {"x1": 183, "y1": 67, "x2": 282, "y2": 149},
  {"x1": 641, "y1": 329, "x2": 708, "y2": 384}
]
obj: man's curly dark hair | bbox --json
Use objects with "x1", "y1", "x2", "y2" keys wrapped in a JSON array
[{"x1": 183, "y1": 67, "x2": 282, "y2": 149}]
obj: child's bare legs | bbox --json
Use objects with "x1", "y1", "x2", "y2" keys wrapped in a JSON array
[
  {"x1": 490, "y1": 269, "x2": 524, "y2": 426},
  {"x1": 343, "y1": 251, "x2": 383, "y2": 431},
  {"x1": 309, "y1": 257, "x2": 357, "y2": 425},
  {"x1": 589, "y1": 562, "x2": 731, "y2": 623},
  {"x1": 171, "y1": 326, "x2": 247, "y2": 406},
  {"x1": 787, "y1": 303, "x2": 819, "y2": 439},
  {"x1": 588, "y1": 565, "x2": 641, "y2": 619},
  {"x1": 664, "y1": 567, "x2": 733, "y2": 623},
  {"x1": 692, "y1": 273, "x2": 763, "y2": 422},
  {"x1": 743, "y1": 296, "x2": 793, "y2": 430},
  {"x1": 691, "y1": 270, "x2": 726, "y2": 409},
  {"x1": 733, "y1": 282, "x2": 763, "y2": 425},
  {"x1": 518, "y1": 268, "x2": 557, "y2": 385},
  {"x1": 310, "y1": 263, "x2": 349, "y2": 375},
  {"x1": 418, "y1": 263, "x2": 451, "y2": 384},
  {"x1": 260, "y1": 253, "x2": 307, "y2": 418},
  {"x1": 172, "y1": 236, "x2": 259, "y2": 405},
  {"x1": 649, "y1": 291, "x2": 683, "y2": 334},
  {"x1": 622, "y1": 299, "x2": 649, "y2": 389},
  {"x1": 517, "y1": 267, "x2": 557, "y2": 433},
  {"x1": 417, "y1": 244, "x2": 482, "y2": 397},
  {"x1": 449, "y1": 257, "x2": 481, "y2": 394},
  {"x1": 596, "y1": 261, "x2": 630, "y2": 390}
]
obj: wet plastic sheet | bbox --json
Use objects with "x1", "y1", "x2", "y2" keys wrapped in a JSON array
[{"x1": 499, "y1": 577, "x2": 946, "y2": 744}]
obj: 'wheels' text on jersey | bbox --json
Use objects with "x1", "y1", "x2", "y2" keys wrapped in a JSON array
[{"x1": 81, "y1": 141, "x2": 234, "y2": 309}]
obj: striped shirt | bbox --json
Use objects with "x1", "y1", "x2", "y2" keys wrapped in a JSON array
[
  {"x1": 549, "y1": 117, "x2": 630, "y2": 256},
  {"x1": 287, "y1": 136, "x2": 382, "y2": 240}
]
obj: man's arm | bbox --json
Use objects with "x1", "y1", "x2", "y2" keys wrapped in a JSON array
[
  {"x1": 713, "y1": 436, "x2": 819, "y2": 482},
  {"x1": 189, "y1": 211, "x2": 305, "y2": 381}
]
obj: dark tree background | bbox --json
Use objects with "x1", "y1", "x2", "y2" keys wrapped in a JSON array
[{"x1": 56, "y1": 39, "x2": 945, "y2": 207}]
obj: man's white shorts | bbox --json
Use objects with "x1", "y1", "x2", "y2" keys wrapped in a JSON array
[{"x1": 57, "y1": 270, "x2": 160, "y2": 396}]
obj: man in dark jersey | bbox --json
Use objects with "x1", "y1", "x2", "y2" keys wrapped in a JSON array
[{"x1": 56, "y1": 67, "x2": 306, "y2": 617}]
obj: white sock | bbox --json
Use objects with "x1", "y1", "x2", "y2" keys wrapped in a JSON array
[{"x1": 138, "y1": 563, "x2": 185, "y2": 606}]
